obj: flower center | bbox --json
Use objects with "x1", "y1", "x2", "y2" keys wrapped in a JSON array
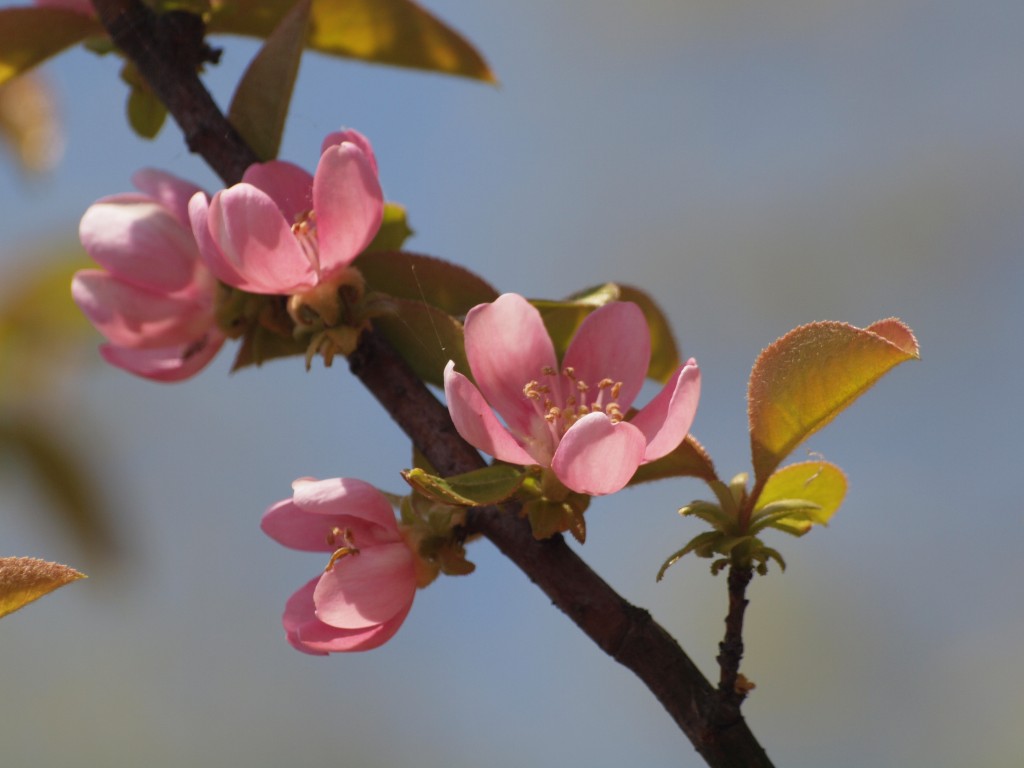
[
  {"x1": 291, "y1": 209, "x2": 320, "y2": 274},
  {"x1": 523, "y1": 365, "x2": 624, "y2": 438},
  {"x1": 324, "y1": 527, "x2": 359, "y2": 572}
]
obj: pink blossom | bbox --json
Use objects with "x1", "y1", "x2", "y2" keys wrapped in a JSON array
[
  {"x1": 189, "y1": 130, "x2": 383, "y2": 296},
  {"x1": 444, "y1": 293, "x2": 701, "y2": 496},
  {"x1": 71, "y1": 169, "x2": 226, "y2": 382},
  {"x1": 261, "y1": 477, "x2": 417, "y2": 655}
]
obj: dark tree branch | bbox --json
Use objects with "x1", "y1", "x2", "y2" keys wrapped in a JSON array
[
  {"x1": 93, "y1": 2, "x2": 773, "y2": 765},
  {"x1": 714, "y1": 564, "x2": 755, "y2": 726}
]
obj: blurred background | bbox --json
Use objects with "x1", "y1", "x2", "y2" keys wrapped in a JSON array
[{"x1": 1, "y1": 0, "x2": 1022, "y2": 766}]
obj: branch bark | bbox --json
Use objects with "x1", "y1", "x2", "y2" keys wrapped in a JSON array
[{"x1": 91, "y1": 2, "x2": 773, "y2": 765}]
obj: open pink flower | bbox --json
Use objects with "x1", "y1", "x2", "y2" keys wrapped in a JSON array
[
  {"x1": 444, "y1": 294, "x2": 701, "y2": 496},
  {"x1": 262, "y1": 477, "x2": 417, "y2": 655},
  {"x1": 71, "y1": 169, "x2": 226, "y2": 382},
  {"x1": 189, "y1": 130, "x2": 383, "y2": 296}
]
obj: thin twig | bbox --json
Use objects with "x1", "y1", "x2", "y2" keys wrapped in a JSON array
[{"x1": 90, "y1": 2, "x2": 774, "y2": 764}]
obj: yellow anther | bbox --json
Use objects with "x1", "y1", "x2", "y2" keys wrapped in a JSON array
[
  {"x1": 324, "y1": 546, "x2": 359, "y2": 572},
  {"x1": 563, "y1": 367, "x2": 576, "y2": 379},
  {"x1": 541, "y1": 366, "x2": 557, "y2": 376},
  {"x1": 576, "y1": 380, "x2": 589, "y2": 392},
  {"x1": 597, "y1": 378, "x2": 614, "y2": 390},
  {"x1": 610, "y1": 381, "x2": 622, "y2": 399}
]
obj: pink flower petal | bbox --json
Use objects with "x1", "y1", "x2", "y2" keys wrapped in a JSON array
[
  {"x1": 98, "y1": 332, "x2": 225, "y2": 383},
  {"x1": 313, "y1": 542, "x2": 416, "y2": 629},
  {"x1": 444, "y1": 361, "x2": 540, "y2": 466},
  {"x1": 551, "y1": 412, "x2": 646, "y2": 495},
  {"x1": 463, "y1": 294, "x2": 561, "y2": 443},
  {"x1": 291, "y1": 477, "x2": 398, "y2": 534},
  {"x1": 72, "y1": 270, "x2": 212, "y2": 348},
  {"x1": 130, "y1": 169, "x2": 205, "y2": 229},
  {"x1": 189, "y1": 192, "x2": 249, "y2": 288},
  {"x1": 79, "y1": 198, "x2": 200, "y2": 293},
  {"x1": 562, "y1": 302, "x2": 650, "y2": 412},
  {"x1": 284, "y1": 578, "x2": 411, "y2": 654},
  {"x1": 631, "y1": 358, "x2": 701, "y2": 462},
  {"x1": 312, "y1": 142, "x2": 384, "y2": 279},
  {"x1": 207, "y1": 184, "x2": 316, "y2": 294},
  {"x1": 240, "y1": 160, "x2": 314, "y2": 224},
  {"x1": 320, "y1": 129, "x2": 379, "y2": 175}
]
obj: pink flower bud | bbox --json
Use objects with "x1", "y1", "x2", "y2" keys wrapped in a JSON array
[{"x1": 71, "y1": 169, "x2": 226, "y2": 382}]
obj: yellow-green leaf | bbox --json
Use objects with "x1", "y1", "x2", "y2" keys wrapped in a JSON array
[
  {"x1": 748, "y1": 318, "x2": 919, "y2": 485},
  {"x1": 0, "y1": 556, "x2": 85, "y2": 620},
  {"x1": 208, "y1": 0, "x2": 495, "y2": 82},
  {"x1": 355, "y1": 250, "x2": 498, "y2": 316},
  {"x1": 364, "y1": 202, "x2": 414, "y2": 254},
  {"x1": 628, "y1": 434, "x2": 718, "y2": 486},
  {"x1": 532, "y1": 283, "x2": 620, "y2": 361},
  {"x1": 0, "y1": 7, "x2": 102, "y2": 86},
  {"x1": 616, "y1": 285, "x2": 680, "y2": 383},
  {"x1": 227, "y1": 0, "x2": 309, "y2": 161},
  {"x1": 753, "y1": 461, "x2": 847, "y2": 535},
  {"x1": 402, "y1": 464, "x2": 524, "y2": 506}
]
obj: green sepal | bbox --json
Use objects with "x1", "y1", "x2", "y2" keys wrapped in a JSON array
[
  {"x1": 354, "y1": 250, "x2": 498, "y2": 316},
  {"x1": 401, "y1": 464, "x2": 525, "y2": 507},
  {"x1": 122, "y1": 62, "x2": 167, "y2": 139},
  {"x1": 627, "y1": 434, "x2": 718, "y2": 486},
  {"x1": 227, "y1": 0, "x2": 309, "y2": 161},
  {"x1": 363, "y1": 203, "x2": 414, "y2": 254},
  {"x1": 523, "y1": 497, "x2": 587, "y2": 543},
  {"x1": 370, "y1": 297, "x2": 467, "y2": 386}
]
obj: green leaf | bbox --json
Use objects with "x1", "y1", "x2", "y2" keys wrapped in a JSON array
[
  {"x1": 753, "y1": 460, "x2": 847, "y2": 535},
  {"x1": 227, "y1": 0, "x2": 309, "y2": 160},
  {"x1": 402, "y1": 464, "x2": 524, "y2": 506},
  {"x1": 628, "y1": 434, "x2": 718, "y2": 486},
  {"x1": 0, "y1": 557, "x2": 85, "y2": 620},
  {"x1": 616, "y1": 285, "x2": 680, "y2": 383},
  {"x1": 355, "y1": 250, "x2": 498, "y2": 316},
  {"x1": 748, "y1": 318, "x2": 919, "y2": 486},
  {"x1": 0, "y1": 7, "x2": 103, "y2": 87},
  {"x1": 371, "y1": 297, "x2": 467, "y2": 386},
  {"x1": 364, "y1": 203, "x2": 414, "y2": 254},
  {"x1": 208, "y1": 0, "x2": 495, "y2": 82},
  {"x1": 122, "y1": 62, "x2": 167, "y2": 139}
]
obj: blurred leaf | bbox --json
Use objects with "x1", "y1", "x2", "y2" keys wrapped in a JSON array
[
  {"x1": 524, "y1": 497, "x2": 586, "y2": 543},
  {"x1": 0, "y1": 556, "x2": 84, "y2": 619},
  {"x1": 402, "y1": 464, "x2": 524, "y2": 506},
  {"x1": 208, "y1": 0, "x2": 495, "y2": 82},
  {"x1": 748, "y1": 318, "x2": 919, "y2": 486},
  {"x1": 227, "y1": 0, "x2": 309, "y2": 161},
  {"x1": 0, "y1": 416, "x2": 117, "y2": 557},
  {"x1": 0, "y1": 71, "x2": 63, "y2": 173},
  {"x1": 0, "y1": 251, "x2": 95, "y2": 394},
  {"x1": 371, "y1": 297, "x2": 467, "y2": 387},
  {"x1": 628, "y1": 434, "x2": 718, "y2": 486},
  {"x1": 356, "y1": 250, "x2": 498, "y2": 316},
  {"x1": 752, "y1": 461, "x2": 847, "y2": 536},
  {"x1": 364, "y1": 202, "x2": 414, "y2": 253},
  {"x1": 616, "y1": 284, "x2": 680, "y2": 383},
  {"x1": 0, "y1": 7, "x2": 102, "y2": 86}
]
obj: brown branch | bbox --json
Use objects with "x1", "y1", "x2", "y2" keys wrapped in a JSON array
[
  {"x1": 92, "y1": 3, "x2": 773, "y2": 765},
  {"x1": 714, "y1": 564, "x2": 755, "y2": 725}
]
